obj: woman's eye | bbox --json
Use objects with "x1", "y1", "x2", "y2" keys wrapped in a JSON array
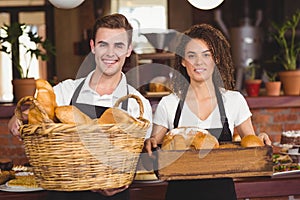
[{"x1": 187, "y1": 54, "x2": 196, "y2": 59}]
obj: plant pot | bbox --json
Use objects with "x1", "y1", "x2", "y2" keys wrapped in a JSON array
[
  {"x1": 12, "y1": 78, "x2": 36, "y2": 102},
  {"x1": 278, "y1": 70, "x2": 300, "y2": 96},
  {"x1": 245, "y1": 79, "x2": 262, "y2": 97},
  {"x1": 265, "y1": 81, "x2": 281, "y2": 96}
]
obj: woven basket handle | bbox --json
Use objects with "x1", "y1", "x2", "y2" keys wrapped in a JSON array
[
  {"x1": 15, "y1": 96, "x2": 52, "y2": 123},
  {"x1": 113, "y1": 94, "x2": 144, "y2": 119}
]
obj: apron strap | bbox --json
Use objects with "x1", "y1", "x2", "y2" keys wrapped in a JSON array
[
  {"x1": 173, "y1": 86, "x2": 232, "y2": 142},
  {"x1": 70, "y1": 79, "x2": 129, "y2": 118}
]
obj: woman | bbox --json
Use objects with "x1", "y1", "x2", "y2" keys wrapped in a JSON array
[{"x1": 144, "y1": 24, "x2": 271, "y2": 200}]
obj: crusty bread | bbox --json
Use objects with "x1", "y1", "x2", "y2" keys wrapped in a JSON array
[
  {"x1": 191, "y1": 132, "x2": 219, "y2": 150},
  {"x1": 55, "y1": 105, "x2": 93, "y2": 124},
  {"x1": 28, "y1": 79, "x2": 57, "y2": 124},
  {"x1": 161, "y1": 134, "x2": 174, "y2": 150},
  {"x1": 173, "y1": 135, "x2": 187, "y2": 150},
  {"x1": 232, "y1": 134, "x2": 241, "y2": 142},
  {"x1": 161, "y1": 130, "x2": 219, "y2": 150},
  {"x1": 98, "y1": 107, "x2": 135, "y2": 124},
  {"x1": 240, "y1": 135, "x2": 264, "y2": 147}
]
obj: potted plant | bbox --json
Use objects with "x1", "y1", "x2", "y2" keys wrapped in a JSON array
[
  {"x1": 264, "y1": 70, "x2": 281, "y2": 96},
  {"x1": 0, "y1": 22, "x2": 55, "y2": 101},
  {"x1": 271, "y1": 9, "x2": 300, "y2": 95},
  {"x1": 244, "y1": 61, "x2": 262, "y2": 97}
]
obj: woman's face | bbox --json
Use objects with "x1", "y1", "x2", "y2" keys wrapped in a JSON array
[
  {"x1": 181, "y1": 38, "x2": 215, "y2": 83},
  {"x1": 90, "y1": 27, "x2": 132, "y2": 77}
]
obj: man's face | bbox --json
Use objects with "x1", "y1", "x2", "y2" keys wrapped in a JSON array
[{"x1": 90, "y1": 27, "x2": 132, "y2": 77}]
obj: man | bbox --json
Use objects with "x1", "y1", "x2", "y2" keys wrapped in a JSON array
[{"x1": 8, "y1": 13, "x2": 152, "y2": 200}]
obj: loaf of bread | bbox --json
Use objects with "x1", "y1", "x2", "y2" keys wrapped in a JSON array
[
  {"x1": 55, "y1": 105, "x2": 93, "y2": 124},
  {"x1": 161, "y1": 134, "x2": 187, "y2": 150},
  {"x1": 240, "y1": 135, "x2": 264, "y2": 147},
  {"x1": 98, "y1": 107, "x2": 135, "y2": 125},
  {"x1": 28, "y1": 79, "x2": 57, "y2": 124},
  {"x1": 161, "y1": 130, "x2": 219, "y2": 150},
  {"x1": 190, "y1": 132, "x2": 219, "y2": 150}
]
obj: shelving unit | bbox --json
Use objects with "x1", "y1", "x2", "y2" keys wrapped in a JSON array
[{"x1": 127, "y1": 52, "x2": 175, "y2": 96}]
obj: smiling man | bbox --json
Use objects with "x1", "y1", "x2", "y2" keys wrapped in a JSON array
[{"x1": 8, "y1": 13, "x2": 152, "y2": 200}]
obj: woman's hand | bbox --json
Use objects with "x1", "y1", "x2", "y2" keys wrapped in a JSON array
[
  {"x1": 143, "y1": 137, "x2": 158, "y2": 156},
  {"x1": 92, "y1": 185, "x2": 128, "y2": 196},
  {"x1": 258, "y1": 132, "x2": 272, "y2": 146}
]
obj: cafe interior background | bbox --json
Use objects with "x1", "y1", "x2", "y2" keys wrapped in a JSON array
[{"x1": 0, "y1": 0, "x2": 300, "y2": 164}]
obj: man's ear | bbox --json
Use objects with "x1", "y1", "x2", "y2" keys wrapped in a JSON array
[
  {"x1": 90, "y1": 39, "x2": 95, "y2": 54},
  {"x1": 126, "y1": 44, "x2": 133, "y2": 57}
]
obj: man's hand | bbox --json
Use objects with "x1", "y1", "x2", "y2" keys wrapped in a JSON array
[
  {"x1": 92, "y1": 185, "x2": 129, "y2": 196},
  {"x1": 8, "y1": 115, "x2": 22, "y2": 139}
]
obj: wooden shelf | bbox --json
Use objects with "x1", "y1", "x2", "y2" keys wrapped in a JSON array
[{"x1": 137, "y1": 52, "x2": 175, "y2": 60}]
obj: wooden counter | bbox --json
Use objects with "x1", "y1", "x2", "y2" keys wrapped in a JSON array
[{"x1": 1, "y1": 175, "x2": 300, "y2": 200}]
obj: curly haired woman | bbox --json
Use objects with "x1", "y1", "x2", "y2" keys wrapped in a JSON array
[{"x1": 144, "y1": 24, "x2": 271, "y2": 200}]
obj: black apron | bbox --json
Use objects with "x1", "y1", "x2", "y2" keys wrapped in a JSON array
[
  {"x1": 47, "y1": 79, "x2": 129, "y2": 200},
  {"x1": 166, "y1": 86, "x2": 237, "y2": 200}
]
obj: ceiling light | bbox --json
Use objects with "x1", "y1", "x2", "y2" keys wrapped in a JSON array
[
  {"x1": 187, "y1": 0, "x2": 224, "y2": 10},
  {"x1": 49, "y1": 0, "x2": 85, "y2": 9}
]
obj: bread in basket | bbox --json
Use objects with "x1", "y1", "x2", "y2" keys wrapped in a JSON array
[{"x1": 15, "y1": 94, "x2": 150, "y2": 191}]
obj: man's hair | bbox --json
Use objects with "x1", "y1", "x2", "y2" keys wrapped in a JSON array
[{"x1": 92, "y1": 13, "x2": 133, "y2": 45}]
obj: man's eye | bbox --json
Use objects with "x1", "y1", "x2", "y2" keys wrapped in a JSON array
[
  {"x1": 115, "y1": 44, "x2": 125, "y2": 49},
  {"x1": 203, "y1": 53, "x2": 211, "y2": 57},
  {"x1": 99, "y1": 43, "x2": 107, "y2": 47}
]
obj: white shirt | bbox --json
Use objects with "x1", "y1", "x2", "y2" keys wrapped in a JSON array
[
  {"x1": 53, "y1": 71, "x2": 153, "y2": 138},
  {"x1": 153, "y1": 89, "x2": 252, "y2": 135}
]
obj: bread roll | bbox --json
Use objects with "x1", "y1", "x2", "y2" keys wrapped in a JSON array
[
  {"x1": 191, "y1": 132, "x2": 219, "y2": 150},
  {"x1": 173, "y1": 134, "x2": 187, "y2": 150},
  {"x1": 55, "y1": 105, "x2": 93, "y2": 124},
  {"x1": 98, "y1": 107, "x2": 135, "y2": 124},
  {"x1": 232, "y1": 134, "x2": 241, "y2": 142},
  {"x1": 240, "y1": 135, "x2": 264, "y2": 147},
  {"x1": 161, "y1": 134, "x2": 174, "y2": 150}
]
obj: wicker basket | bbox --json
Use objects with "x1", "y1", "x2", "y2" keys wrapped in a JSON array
[{"x1": 15, "y1": 94, "x2": 150, "y2": 191}]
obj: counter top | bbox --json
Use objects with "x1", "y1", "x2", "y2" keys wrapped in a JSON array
[{"x1": 0, "y1": 175, "x2": 299, "y2": 200}]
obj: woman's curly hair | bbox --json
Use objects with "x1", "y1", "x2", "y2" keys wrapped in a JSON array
[{"x1": 172, "y1": 24, "x2": 235, "y2": 98}]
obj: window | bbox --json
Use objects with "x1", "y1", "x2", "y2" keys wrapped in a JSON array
[
  {"x1": 111, "y1": 0, "x2": 168, "y2": 54},
  {"x1": 0, "y1": 4, "x2": 47, "y2": 102}
]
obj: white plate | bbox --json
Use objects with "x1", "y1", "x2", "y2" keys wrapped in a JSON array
[
  {"x1": 0, "y1": 183, "x2": 43, "y2": 192},
  {"x1": 273, "y1": 142, "x2": 300, "y2": 148},
  {"x1": 272, "y1": 169, "x2": 300, "y2": 177}
]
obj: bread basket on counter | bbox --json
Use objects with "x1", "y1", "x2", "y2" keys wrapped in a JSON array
[{"x1": 15, "y1": 94, "x2": 150, "y2": 191}]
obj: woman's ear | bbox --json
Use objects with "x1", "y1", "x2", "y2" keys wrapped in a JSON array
[{"x1": 181, "y1": 59, "x2": 187, "y2": 67}]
